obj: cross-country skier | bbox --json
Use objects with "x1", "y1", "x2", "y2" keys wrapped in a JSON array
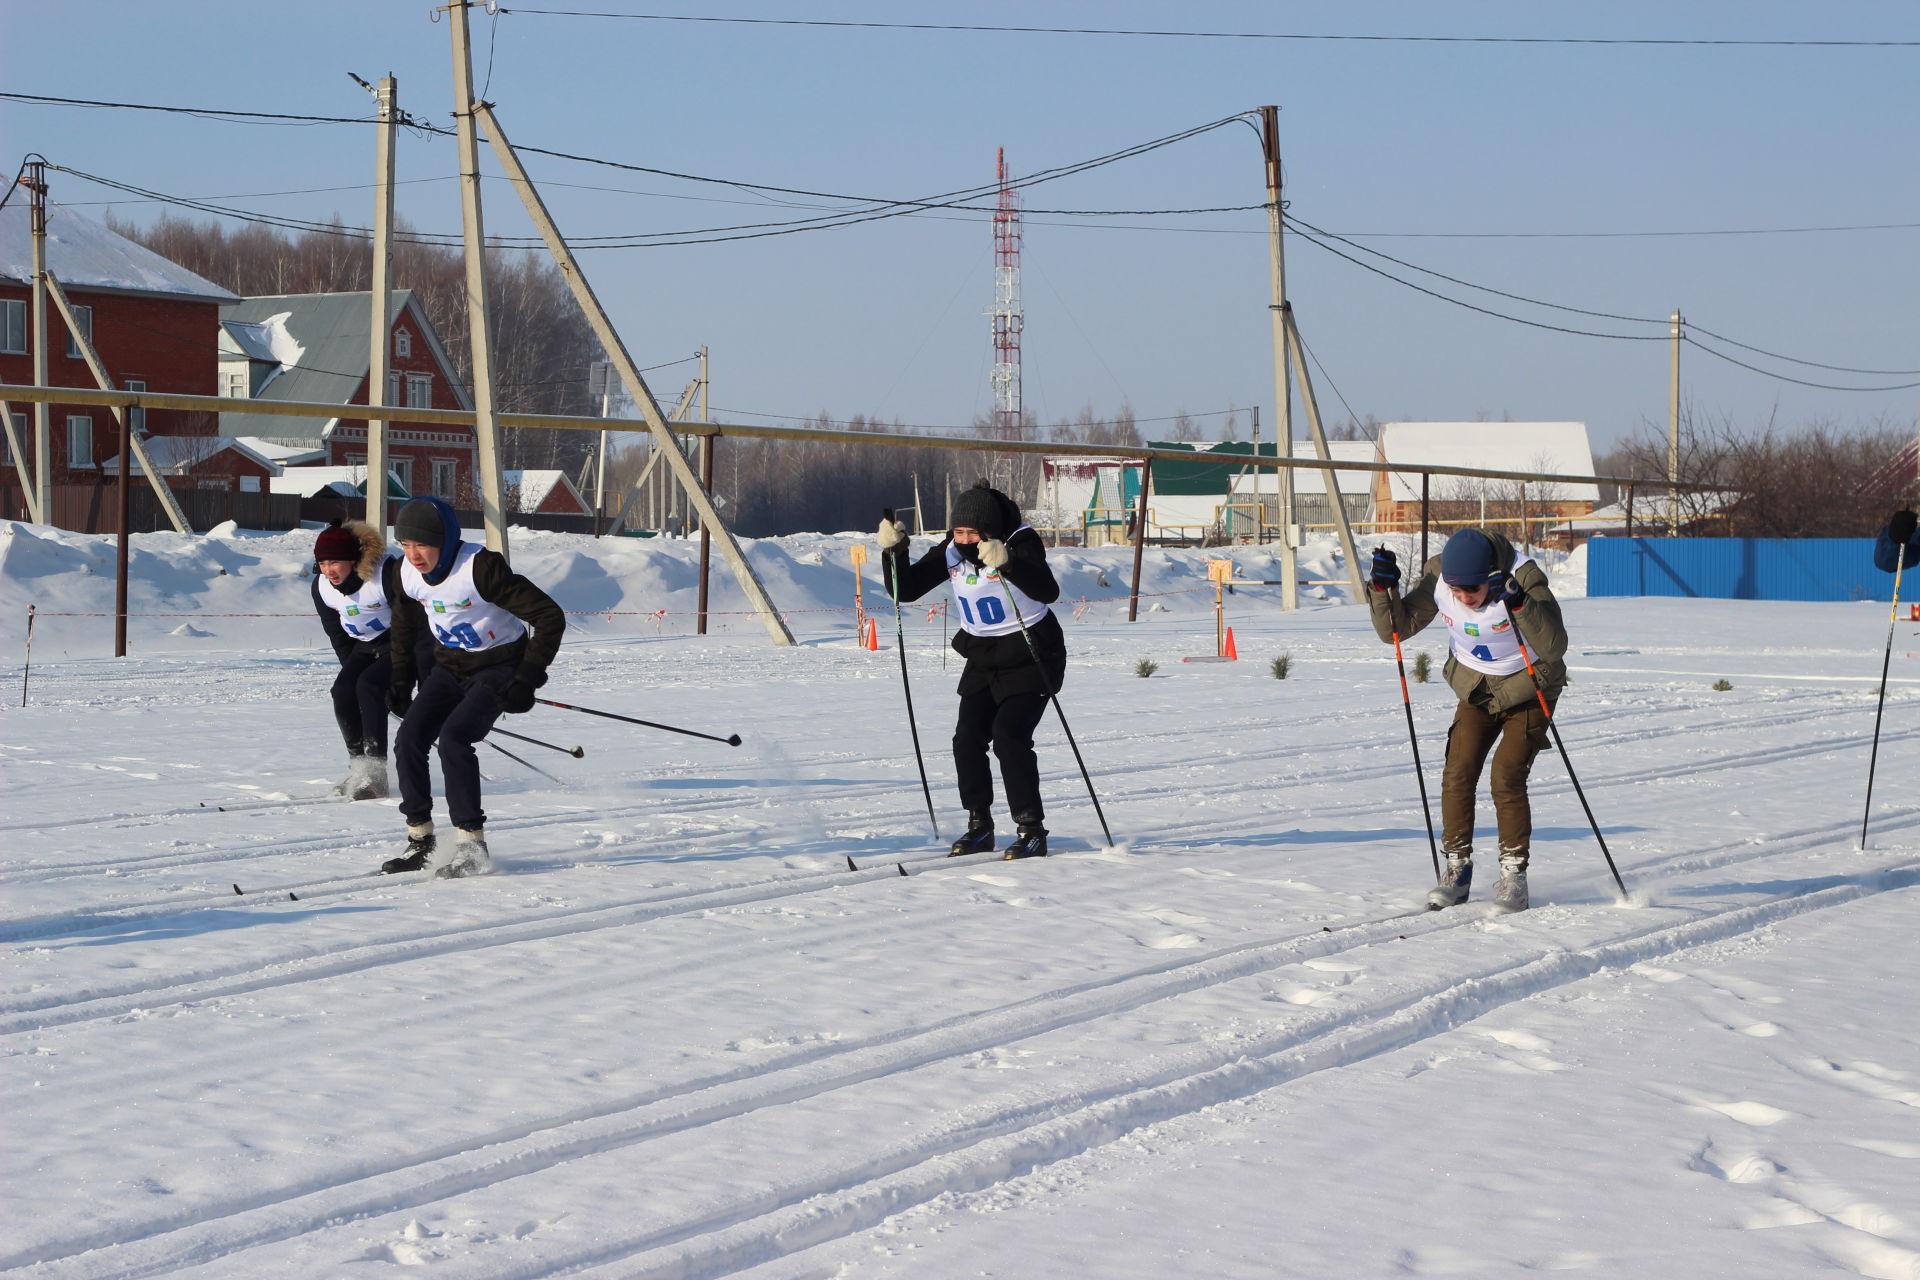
[
  {"x1": 1873, "y1": 506, "x2": 1918, "y2": 574},
  {"x1": 310, "y1": 519, "x2": 419, "y2": 800},
  {"x1": 378, "y1": 497, "x2": 565, "y2": 876},
  {"x1": 1368, "y1": 529, "x2": 1569, "y2": 912},
  {"x1": 879, "y1": 480, "x2": 1065, "y2": 860}
]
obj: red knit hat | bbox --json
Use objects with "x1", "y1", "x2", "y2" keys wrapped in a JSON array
[{"x1": 314, "y1": 524, "x2": 358, "y2": 562}]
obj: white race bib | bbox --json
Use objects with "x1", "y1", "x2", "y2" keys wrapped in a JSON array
[
  {"x1": 317, "y1": 559, "x2": 396, "y2": 641},
  {"x1": 1435, "y1": 555, "x2": 1535, "y2": 676},
  {"x1": 945, "y1": 535, "x2": 1050, "y2": 637},
  {"x1": 400, "y1": 543, "x2": 528, "y2": 653}
]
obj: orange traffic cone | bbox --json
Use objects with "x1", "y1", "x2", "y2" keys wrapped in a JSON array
[
  {"x1": 1224, "y1": 627, "x2": 1239, "y2": 660},
  {"x1": 862, "y1": 616, "x2": 879, "y2": 650}
]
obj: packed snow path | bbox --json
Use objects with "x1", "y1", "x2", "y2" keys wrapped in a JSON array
[{"x1": 4, "y1": 534, "x2": 1918, "y2": 1277}]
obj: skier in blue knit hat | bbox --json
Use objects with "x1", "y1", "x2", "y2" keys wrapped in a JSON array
[{"x1": 1366, "y1": 527, "x2": 1569, "y2": 912}]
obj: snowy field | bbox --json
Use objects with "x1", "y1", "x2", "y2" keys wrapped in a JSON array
[{"x1": 3, "y1": 521, "x2": 1918, "y2": 1280}]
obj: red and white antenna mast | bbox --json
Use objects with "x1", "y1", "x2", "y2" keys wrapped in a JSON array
[{"x1": 990, "y1": 147, "x2": 1023, "y2": 448}]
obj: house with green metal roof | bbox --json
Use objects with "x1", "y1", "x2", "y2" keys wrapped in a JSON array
[{"x1": 217, "y1": 290, "x2": 475, "y2": 504}]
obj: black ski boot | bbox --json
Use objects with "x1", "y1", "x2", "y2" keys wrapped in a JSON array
[
  {"x1": 381, "y1": 826, "x2": 435, "y2": 874},
  {"x1": 949, "y1": 810, "x2": 995, "y2": 856},
  {"x1": 1003, "y1": 824, "x2": 1048, "y2": 860}
]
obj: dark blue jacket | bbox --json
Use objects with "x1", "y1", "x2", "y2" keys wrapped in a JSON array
[{"x1": 1873, "y1": 524, "x2": 1920, "y2": 574}]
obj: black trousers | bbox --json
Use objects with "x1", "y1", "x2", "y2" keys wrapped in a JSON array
[
  {"x1": 953, "y1": 687, "x2": 1050, "y2": 827},
  {"x1": 396, "y1": 663, "x2": 514, "y2": 831},
  {"x1": 330, "y1": 649, "x2": 393, "y2": 758}
]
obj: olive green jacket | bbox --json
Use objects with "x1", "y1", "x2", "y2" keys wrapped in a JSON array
[{"x1": 1367, "y1": 530, "x2": 1568, "y2": 714}]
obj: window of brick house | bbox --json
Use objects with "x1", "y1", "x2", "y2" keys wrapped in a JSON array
[
  {"x1": 67, "y1": 416, "x2": 93, "y2": 467},
  {"x1": 63, "y1": 305, "x2": 92, "y2": 358}
]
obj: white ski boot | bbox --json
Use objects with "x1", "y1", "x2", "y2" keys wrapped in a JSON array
[
  {"x1": 435, "y1": 827, "x2": 492, "y2": 878},
  {"x1": 346, "y1": 754, "x2": 389, "y2": 801},
  {"x1": 1492, "y1": 851, "x2": 1530, "y2": 913},
  {"x1": 1427, "y1": 853, "x2": 1473, "y2": 909}
]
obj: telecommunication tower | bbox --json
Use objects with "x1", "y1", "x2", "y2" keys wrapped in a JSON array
[{"x1": 989, "y1": 148, "x2": 1023, "y2": 452}]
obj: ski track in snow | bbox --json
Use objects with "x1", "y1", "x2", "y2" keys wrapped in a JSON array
[{"x1": 10, "y1": 866, "x2": 1915, "y2": 1278}]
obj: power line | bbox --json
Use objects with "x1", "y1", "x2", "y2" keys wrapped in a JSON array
[
  {"x1": 1684, "y1": 323, "x2": 1920, "y2": 376},
  {"x1": 710, "y1": 405, "x2": 1250, "y2": 433},
  {"x1": 1682, "y1": 335, "x2": 1920, "y2": 393},
  {"x1": 1285, "y1": 213, "x2": 1660, "y2": 326},
  {"x1": 497, "y1": 10, "x2": 1920, "y2": 48}
]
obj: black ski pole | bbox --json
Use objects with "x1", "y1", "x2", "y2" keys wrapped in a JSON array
[
  {"x1": 492, "y1": 725, "x2": 585, "y2": 758},
  {"x1": 883, "y1": 510, "x2": 940, "y2": 841},
  {"x1": 1501, "y1": 598, "x2": 1629, "y2": 900},
  {"x1": 1859, "y1": 555, "x2": 1907, "y2": 849},
  {"x1": 535, "y1": 697, "x2": 741, "y2": 747},
  {"x1": 996, "y1": 574, "x2": 1114, "y2": 847},
  {"x1": 20, "y1": 604, "x2": 35, "y2": 708},
  {"x1": 1385, "y1": 583, "x2": 1442, "y2": 882}
]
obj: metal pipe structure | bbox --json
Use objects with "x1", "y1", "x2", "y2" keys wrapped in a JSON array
[
  {"x1": 0, "y1": 383, "x2": 1704, "y2": 496},
  {"x1": 1128, "y1": 458, "x2": 1152, "y2": 621},
  {"x1": 364, "y1": 74, "x2": 398, "y2": 534}
]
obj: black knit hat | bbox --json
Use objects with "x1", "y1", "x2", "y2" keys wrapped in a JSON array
[
  {"x1": 950, "y1": 480, "x2": 1020, "y2": 540},
  {"x1": 394, "y1": 497, "x2": 452, "y2": 548}
]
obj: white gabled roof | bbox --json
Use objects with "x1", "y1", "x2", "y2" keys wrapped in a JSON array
[
  {"x1": 100, "y1": 436, "x2": 273, "y2": 476},
  {"x1": 0, "y1": 201, "x2": 240, "y2": 302},
  {"x1": 1376, "y1": 422, "x2": 1598, "y2": 503},
  {"x1": 505, "y1": 469, "x2": 585, "y2": 513},
  {"x1": 231, "y1": 437, "x2": 324, "y2": 467}
]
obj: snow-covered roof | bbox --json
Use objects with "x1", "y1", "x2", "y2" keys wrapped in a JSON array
[
  {"x1": 231, "y1": 437, "x2": 324, "y2": 467},
  {"x1": 505, "y1": 469, "x2": 586, "y2": 513},
  {"x1": 267, "y1": 465, "x2": 408, "y2": 499},
  {"x1": 100, "y1": 436, "x2": 273, "y2": 476},
  {"x1": 216, "y1": 291, "x2": 470, "y2": 441},
  {"x1": 1376, "y1": 422, "x2": 1598, "y2": 503},
  {"x1": 0, "y1": 201, "x2": 240, "y2": 303}
]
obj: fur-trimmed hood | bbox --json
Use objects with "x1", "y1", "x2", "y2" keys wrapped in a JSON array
[{"x1": 340, "y1": 519, "x2": 388, "y2": 583}]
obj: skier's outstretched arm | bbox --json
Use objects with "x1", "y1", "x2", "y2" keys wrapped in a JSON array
[{"x1": 880, "y1": 522, "x2": 952, "y2": 603}]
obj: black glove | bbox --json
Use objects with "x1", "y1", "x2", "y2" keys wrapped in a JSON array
[
  {"x1": 499, "y1": 679, "x2": 536, "y2": 715},
  {"x1": 1369, "y1": 546, "x2": 1400, "y2": 592},
  {"x1": 387, "y1": 680, "x2": 414, "y2": 719},
  {"x1": 1892, "y1": 508, "x2": 1918, "y2": 545},
  {"x1": 1486, "y1": 570, "x2": 1521, "y2": 609}
]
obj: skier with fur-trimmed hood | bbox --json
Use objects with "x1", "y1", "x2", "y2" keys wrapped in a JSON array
[
  {"x1": 311, "y1": 519, "x2": 420, "y2": 800},
  {"x1": 880, "y1": 481, "x2": 1065, "y2": 860},
  {"x1": 379, "y1": 497, "x2": 566, "y2": 877},
  {"x1": 1368, "y1": 529, "x2": 1569, "y2": 912}
]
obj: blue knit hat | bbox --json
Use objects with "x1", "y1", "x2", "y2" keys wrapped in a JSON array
[{"x1": 1440, "y1": 530, "x2": 1498, "y2": 585}]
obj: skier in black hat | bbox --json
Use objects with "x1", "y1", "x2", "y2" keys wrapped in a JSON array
[
  {"x1": 379, "y1": 496, "x2": 566, "y2": 877},
  {"x1": 879, "y1": 480, "x2": 1065, "y2": 859},
  {"x1": 1367, "y1": 528, "x2": 1568, "y2": 912},
  {"x1": 309, "y1": 518, "x2": 423, "y2": 800}
]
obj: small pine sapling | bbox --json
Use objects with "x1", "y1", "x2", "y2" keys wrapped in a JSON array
[
  {"x1": 1271, "y1": 654, "x2": 1292, "y2": 680},
  {"x1": 1412, "y1": 651, "x2": 1432, "y2": 683},
  {"x1": 1712, "y1": 678, "x2": 1733, "y2": 691},
  {"x1": 1135, "y1": 658, "x2": 1160, "y2": 678}
]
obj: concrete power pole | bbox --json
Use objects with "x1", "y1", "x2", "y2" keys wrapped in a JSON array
[
  {"x1": 447, "y1": 2, "x2": 511, "y2": 554},
  {"x1": 1668, "y1": 309, "x2": 1682, "y2": 536},
  {"x1": 28, "y1": 159, "x2": 50, "y2": 526},
  {"x1": 1259, "y1": 107, "x2": 1299, "y2": 610},
  {"x1": 364, "y1": 74, "x2": 398, "y2": 533}
]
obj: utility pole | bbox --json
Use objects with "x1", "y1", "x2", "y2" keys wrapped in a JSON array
[
  {"x1": 1284, "y1": 308, "x2": 1367, "y2": 599},
  {"x1": 1669, "y1": 308, "x2": 1682, "y2": 537},
  {"x1": 447, "y1": 2, "x2": 510, "y2": 554},
  {"x1": 363, "y1": 73, "x2": 398, "y2": 532},
  {"x1": 27, "y1": 159, "x2": 51, "y2": 526},
  {"x1": 1259, "y1": 107, "x2": 1299, "y2": 610}
]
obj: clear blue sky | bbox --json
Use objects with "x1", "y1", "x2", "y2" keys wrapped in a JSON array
[{"x1": 4, "y1": 1, "x2": 1916, "y2": 452}]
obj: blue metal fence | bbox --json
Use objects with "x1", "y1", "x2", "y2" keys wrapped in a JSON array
[{"x1": 1587, "y1": 537, "x2": 1895, "y2": 601}]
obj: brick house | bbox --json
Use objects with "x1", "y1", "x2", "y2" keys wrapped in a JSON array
[
  {"x1": 1, "y1": 199, "x2": 240, "y2": 506},
  {"x1": 1373, "y1": 422, "x2": 1599, "y2": 538},
  {"x1": 506, "y1": 468, "x2": 592, "y2": 516},
  {"x1": 218, "y1": 291, "x2": 475, "y2": 502}
]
